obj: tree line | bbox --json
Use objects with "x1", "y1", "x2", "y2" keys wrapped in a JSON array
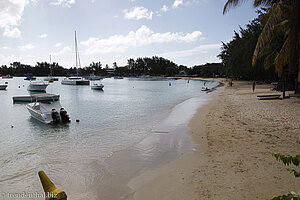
[{"x1": 0, "y1": 57, "x2": 224, "y2": 78}]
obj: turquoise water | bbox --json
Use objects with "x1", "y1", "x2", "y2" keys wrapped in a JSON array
[{"x1": 0, "y1": 77, "x2": 217, "y2": 199}]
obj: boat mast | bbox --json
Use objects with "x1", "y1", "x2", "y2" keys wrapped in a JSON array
[
  {"x1": 49, "y1": 54, "x2": 53, "y2": 77},
  {"x1": 75, "y1": 30, "x2": 79, "y2": 75}
]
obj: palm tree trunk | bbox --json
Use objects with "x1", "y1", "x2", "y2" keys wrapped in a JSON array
[{"x1": 288, "y1": 0, "x2": 300, "y2": 75}]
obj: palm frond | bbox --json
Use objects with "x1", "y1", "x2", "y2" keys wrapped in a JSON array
[
  {"x1": 252, "y1": 2, "x2": 286, "y2": 66},
  {"x1": 254, "y1": 0, "x2": 279, "y2": 7},
  {"x1": 264, "y1": 51, "x2": 278, "y2": 70},
  {"x1": 223, "y1": 0, "x2": 249, "y2": 14},
  {"x1": 275, "y1": 37, "x2": 289, "y2": 76}
]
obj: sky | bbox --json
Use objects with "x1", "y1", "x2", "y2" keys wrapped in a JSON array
[{"x1": 0, "y1": 0, "x2": 258, "y2": 68}]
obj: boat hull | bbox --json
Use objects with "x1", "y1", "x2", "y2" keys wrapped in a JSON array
[
  {"x1": 61, "y1": 79, "x2": 89, "y2": 85},
  {"x1": 26, "y1": 101, "x2": 63, "y2": 124},
  {"x1": 27, "y1": 83, "x2": 49, "y2": 92},
  {"x1": 26, "y1": 105, "x2": 51, "y2": 124},
  {"x1": 91, "y1": 85, "x2": 104, "y2": 90}
]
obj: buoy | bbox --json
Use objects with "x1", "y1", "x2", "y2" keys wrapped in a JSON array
[
  {"x1": 11, "y1": 125, "x2": 14, "y2": 128},
  {"x1": 76, "y1": 119, "x2": 80, "y2": 122},
  {"x1": 18, "y1": 85, "x2": 20, "y2": 88},
  {"x1": 38, "y1": 170, "x2": 67, "y2": 200},
  {"x1": 169, "y1": 82, "x2": 171, "y2": 86}
]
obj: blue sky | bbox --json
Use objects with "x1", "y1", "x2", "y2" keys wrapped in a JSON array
[{"x1": 0, "y1": 0, "x2": 258, "y2": 68}]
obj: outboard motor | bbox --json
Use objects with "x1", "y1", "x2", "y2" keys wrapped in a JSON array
[
  {"x1": 51, "y1": 108, "x2": 60, "y2": 124},
  {"x1": 60, "y1": 108, "x2": 70, "y2": 123}
]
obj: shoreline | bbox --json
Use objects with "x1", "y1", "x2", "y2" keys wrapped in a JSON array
[
  {"x1": 91, "y1": 79, "x2": 217, "y2": 200},
  {"x1": 130, "y1": 80, "x2": 300, "y2": 199}
]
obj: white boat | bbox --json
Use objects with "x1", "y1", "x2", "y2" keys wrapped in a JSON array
[
  {"x1": 61, "y1": 31, "x2": 89, "y2": 86},
  {"x1": 62, "y1": 76, "x2": 89, "y2": 85},
  {"x1": 0, "y1": 84, "x2": 8, "y2": 90},
  {"x1": 27, "y1": 81, "x2": 49, "y2": 92},
  {"x1": 26, "y1": 100, "x2": 69, "y2": 124},
  {"x1": 44, "y1": 55, "x2": 59, "y2": 82},
  {"x1": 91, "y1": 82, "x2": 104, "y2": 90}
]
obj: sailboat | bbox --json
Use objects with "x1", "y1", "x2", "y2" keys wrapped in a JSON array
[
  {"x1": 44, "y1": 55, "x2": 59, "y2": 82},
  {"x1": 61, "y1": 31, "x2": 89, "y2": 85}
]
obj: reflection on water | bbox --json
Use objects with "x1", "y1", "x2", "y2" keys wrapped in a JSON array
[{"x1": 0, "y1": 77, "x2": 218, "y2": 199}]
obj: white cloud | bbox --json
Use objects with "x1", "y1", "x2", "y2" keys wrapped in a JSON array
[
  {"x1": 39, "y1": 33, "x2": 48, "y2": 38},
  {"x1": 1, "y1": 46, "x2": 11, "y2": 50},
  {"x1": 0, "y1": 53, "x2": 17, "y2": 65},
  {"x1": 3, "y1": 26, "x2": 21, "y2": 38},
  {"x1": 159, "y1": 43, "x2": 221, "y2": 58},
  {"x1": 160, "y1": 5, "x2": 169, "y2": 12},
  {"x1": 18, "y1": 44, "x2": 35, "y2": 51},
  {"x1": 124, "y1": 7, "x2": 153, "y2": 20},
  {"x1": 52, "y1": 46, "x2": 72, "y2": 55},
  {"x1": 50, "y1": 0, "x2": 76, "y2": 7},
  {"x1": 172, "y1": 0, "x2": 183, "y2": 8},
  {"x1": 157, "y1": 43, "x2": 221, "y2": 66},
  {"x1": 54, "y1": 43, "x2": 62, "y2": 47},
  {"x1": 81, "y1": 25, "x2": 203, "y2": 54},
  {"x1": 0, "y1": 0, "x2": 34, "y2": 37},
  {"x1": 0, "y1": 0, "x2": 28, "y2": 28}
]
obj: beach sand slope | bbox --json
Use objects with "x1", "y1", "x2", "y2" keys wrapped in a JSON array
[{"x1": 130, "y1": 80, "x2": 300, "y2": 200}]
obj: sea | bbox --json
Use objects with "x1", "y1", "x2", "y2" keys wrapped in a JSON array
[{"x1": 0, "y1": 77, "x2": 218, "y2": 199}]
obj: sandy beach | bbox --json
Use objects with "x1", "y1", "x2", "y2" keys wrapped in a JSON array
[{"x1": 129, "y1": 80, "x2": 300, "y2": 200}]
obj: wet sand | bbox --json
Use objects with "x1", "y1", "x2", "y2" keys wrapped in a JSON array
[{"x1": 130, "y1": 80, "x2": 300, "y2": 200}]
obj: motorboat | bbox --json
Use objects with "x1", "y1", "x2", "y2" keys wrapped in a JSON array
[
  {"x1": 61, "y1": 31, "x2": 89, "y2": 86},
  {"x1": 61, "y1": 76, "x2": 89, "y2": 85},
  {"x1": 2, "y1": 74, "x2": 13, "y2": 79},
  {"x1": 27, "y1": 81, "x2": 49, "y2": 92},
  {"x1": 26, "y1": 100, "x2": 70, "y2": 124},
  {"x1": 91, "y1": 81, "x2": 104, "y2": 90},
  {"x1": 0, "y1": 84, "x2": 8, "y2": 90}
]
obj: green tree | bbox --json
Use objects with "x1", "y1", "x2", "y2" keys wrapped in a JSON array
[{"x1": 223, "y1": 0, "x2": 300, "y2": 91}]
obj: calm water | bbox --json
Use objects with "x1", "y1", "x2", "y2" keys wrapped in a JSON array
[{"x1": 0, "y1": 77, "x2": 217, "y2": 199}]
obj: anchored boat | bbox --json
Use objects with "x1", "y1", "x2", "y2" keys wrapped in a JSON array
[
  {"x1": 26, "y1": 100, "x2": 70, "y2": 124},
  {"x1": 27, "y1": 81, "x2": 49, "y2": 92},
  {"x1": 61, "y1": 31, "x2": 89, "y2": 86},
  {"x1": 91, "y1": 81, "x2": 104, "y2": 90}
]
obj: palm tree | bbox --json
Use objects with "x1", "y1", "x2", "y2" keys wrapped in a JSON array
[{"x1": 223, "y1": 0, "x2": 300, "y2": 93}]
